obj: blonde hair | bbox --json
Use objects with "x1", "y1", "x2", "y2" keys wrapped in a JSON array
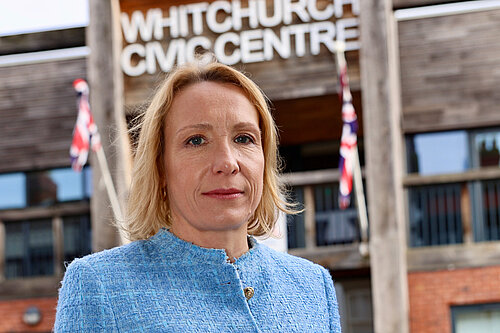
[{"x1": 124, "y1": 60, "x2": 297, "y2": 241}]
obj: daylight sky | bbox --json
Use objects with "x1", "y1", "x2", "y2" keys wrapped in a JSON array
[{"x1": 0, "y1": 0, "x2": 88, "y2": 37}]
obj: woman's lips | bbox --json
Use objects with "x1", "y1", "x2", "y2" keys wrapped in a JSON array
[{"x1": 202, "y1": 188, "x2": 244, "y2": 199}]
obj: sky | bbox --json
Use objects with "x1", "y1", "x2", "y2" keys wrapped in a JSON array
[{"x1": 0, "y1": 0, "x2": 88, "y2": 37}]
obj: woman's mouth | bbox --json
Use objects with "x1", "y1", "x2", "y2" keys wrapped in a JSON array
[{"x1": 202, "y1": 188, "x2": 244, "y2": 199}]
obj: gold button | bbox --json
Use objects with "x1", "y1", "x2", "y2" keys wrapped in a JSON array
[{"x1": 244, "y1": 287, "x2": 254, "y2": 300}]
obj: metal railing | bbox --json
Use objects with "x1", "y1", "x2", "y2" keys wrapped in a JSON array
[
  {"x1": 282, "y1": 169, "x2": 364, "y2": 250},
  {"x1": 407, "y1": 178, "x2": 500, "y2": 247}
]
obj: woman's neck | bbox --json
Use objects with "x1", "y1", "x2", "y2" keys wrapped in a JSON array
[{"x1": 169, "y1": 223, "x2": 249, "y2": 263}]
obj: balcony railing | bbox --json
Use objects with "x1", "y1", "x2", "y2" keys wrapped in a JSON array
[
  {"x1": 282, "y1": 169, "x2": 364, "y2": 250},
  {"x1": 405, "y1": 171, "x2": 500, "y2": 247}
]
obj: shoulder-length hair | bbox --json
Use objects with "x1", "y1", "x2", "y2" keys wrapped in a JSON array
[{"x1": 123, "y1": 60, "x2": 297, "y2": 241}]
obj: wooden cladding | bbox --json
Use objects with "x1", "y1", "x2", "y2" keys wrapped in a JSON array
[
  {"x1": 0, "y1": 28, "x2": 85, "y2": 56},
  {"x1": 0, "y1": 58, "x2": 87, "y2": 173},
  {"x1": 398, "y1": 8, "x2": 500, "y2": 133},
  {"x1": 273, "y1": 91, "x2": 363, "y2": 146}
]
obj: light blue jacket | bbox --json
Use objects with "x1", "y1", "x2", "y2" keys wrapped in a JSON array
[{"x1": 55, "y1": 228, "x2": 341, "y2": 332}]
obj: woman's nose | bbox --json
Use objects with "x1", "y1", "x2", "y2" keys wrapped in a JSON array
[{"x1": 212, "y1": 141, "x2": 240, "y2": 175}]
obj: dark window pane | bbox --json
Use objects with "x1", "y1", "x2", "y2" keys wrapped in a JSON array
[
  {"x1": 314, "y1": 183, "x2": 360, "y2": 246},
  {"x1": 408, "y1": 183, "x2": 463, "y2": 247},
  {"x1": 407, "y1": 131, "x2": 469, "y2": 175},
  {"x1": 474, "y1": 131, "x2": 500, "y2": 168},
  {"x1": 63, "y1": 214, "x2": 92, "y2": 264},
  {"x1": 84, "y1": 166, "x2": 92, "y2": 197},
  {"x1": 5, "y1": 219, "x2": 54, "y2": 279},
  {"x1": 476, "y1": 179, "x2": 500, "y2": 242},
  {"x1": 280, "y1": 140, "x2": 365, "y2": 173},
  {"x1": 287, "y1": 187, "x2": 305, "y2": 249},
  {"x1": 28, "y1": 220, "x2": 54, "y2": 276},
  {"x1": 4, "y1": 223, "x2": 24, "y2": 278},
  {"x1": 0, "y1": 173, "x2": 26, "y2": 209},
  {"x1": 26, "y1": 171, "x2": 58, "y2": 206}
]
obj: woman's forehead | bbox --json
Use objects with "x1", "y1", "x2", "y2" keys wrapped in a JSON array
[{"x1": 166, "y1": 81, "x2": 260, "y2": 129}]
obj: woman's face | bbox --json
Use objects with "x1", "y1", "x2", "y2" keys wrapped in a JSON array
[{"x1": 163, "y1": 81, "x2": 264, "y2": 235}]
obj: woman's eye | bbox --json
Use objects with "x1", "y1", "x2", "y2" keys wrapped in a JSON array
[
  {"x1": 234, "y1": 135, "x2": 254, "y2": 144},
  {"x1": 186, "y1": 136, "x2": 205, "y2": 146}
]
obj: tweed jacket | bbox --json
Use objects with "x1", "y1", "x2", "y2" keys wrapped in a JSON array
[{"x1": 55, "y1": 228, "x2": 341, "y2": 332}]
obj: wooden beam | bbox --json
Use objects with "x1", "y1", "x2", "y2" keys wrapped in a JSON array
[
  {"x1": 408, "y1": 242, "x2": 500, "y2": 271},
  {"x1": 87, "y1": 0, "x2": 128, "y2": 250},
  {"x1": 0, "y1": 276, "x2": 60, "y2": 300},
  {"x1": 290, "y1": 243, "x2": 371, "y2": 270},
  {"x1": 359, "y1": 0, "x2": 409, "y2": 332},
  {"x1": 403, "y1": 168, "x2": 500, "y2": 187}
]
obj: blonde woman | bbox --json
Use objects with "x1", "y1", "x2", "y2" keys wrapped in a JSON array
[{"x1": 55, "y1": 60, "x2": 341, "y2": 332}]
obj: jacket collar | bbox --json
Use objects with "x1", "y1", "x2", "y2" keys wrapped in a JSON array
[{"x1": 147, "y1": 228, "x2": 260, "y2": 266}]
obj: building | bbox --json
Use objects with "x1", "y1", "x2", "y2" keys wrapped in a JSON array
[{"x1": 0, "y1": 0, "x2": 499, "y2": 332}]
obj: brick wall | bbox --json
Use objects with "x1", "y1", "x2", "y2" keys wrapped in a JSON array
[
  {"x1": 408, "y1": 266, "x2": 500, "y2": 333},
  {"x1": 0, "y1": 297, "x2": 57, "y2": 333}
]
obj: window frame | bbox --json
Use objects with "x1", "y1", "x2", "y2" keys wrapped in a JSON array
[
  {"x1": 0, "y1": 166, "x2": 92, "y2": 211},
  {"x1": 404, "y1": 128, "x2": 500, "y2": 248},
  {"x1": 451, "y1": 302, "x2": 500, "y2": 333}
]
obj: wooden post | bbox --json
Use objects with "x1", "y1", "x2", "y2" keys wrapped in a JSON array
[
  {"x1": 52, "y1": 216, "x2": 64, "y2": 277},
  {"x1": 87, "y1": 0, "x2": 129, "y2": 251},
  {"x1": 303, "y1": 185, "x2": 317, "y2": 250},
  {"x1": 359, "y1": 0, "x2": 410, "y2": 332}
]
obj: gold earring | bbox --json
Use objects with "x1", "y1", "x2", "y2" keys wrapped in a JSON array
[{"x1": 162, "y1": 188, "x2": 167, "y2": 201}]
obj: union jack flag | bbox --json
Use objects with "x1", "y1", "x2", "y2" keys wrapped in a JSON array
[
  {"x1": 337, "y1": 52, "x2": 358, "y2": 209},
  {"x1": 70, "y1": 79, "x2": 101, "y2": 171}
]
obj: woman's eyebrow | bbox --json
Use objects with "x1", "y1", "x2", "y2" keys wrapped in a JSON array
[
  {"x1": 234, "y1": 122, "x2": 260, "y2": 132},
  {"x1": 175, "y1": 123, "x2": 212, "y2": 135}
]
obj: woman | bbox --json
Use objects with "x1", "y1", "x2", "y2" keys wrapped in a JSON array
[{"x1": 55, "y1": 60, "x2": 341, "y2": 332}]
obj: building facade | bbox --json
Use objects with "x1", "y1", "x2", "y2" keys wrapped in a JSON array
[{"x1": 1, "y1": 0, "x2": 500, "y2": 332}]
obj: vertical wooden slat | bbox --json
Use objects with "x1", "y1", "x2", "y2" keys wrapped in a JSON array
[
  {"x1": 52, "y1": 216, "x2": 64, "y2": 277},
  {"x1": 461, "y1": 184, "x2": 473, "y2": 244},
  {"x1": 304, "y1": 185, "x2": 316, "y2": 250}
]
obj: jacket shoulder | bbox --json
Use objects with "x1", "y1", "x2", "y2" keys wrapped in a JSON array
[{"x1": 65, "y1": 239, "x2": 147, "y2": 272}]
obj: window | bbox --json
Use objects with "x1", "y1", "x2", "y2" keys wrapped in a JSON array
[
  {"x1": 63, "y1": 214, "x2": 91, "y2": 264},
  {"x1": 5, "y1": 219, "x2": 54, "y2": 279},
  {"x1": 406, "y1": 128, "x2": 500, "y2": 247},
  {"x1": 0, "y1": 173, "x2": 26, "y2": 209},
  {"x1": 407, "y1": 130, "x2": 469, "y2": 175},
  {"x1": 4, "y1": 214, "x2": 92, "y2": 279},
  {"x1": 0, "y1": 166, "x2": 91, "y2": 210},
  {"x1": 1, "y1": 168, "x2": 93, "y2": 279},
  {"x1": 287, "y1": 182, "x2": 362, "y2": 249},
  {"x1": 452, "y1": 303, "x2": 500, "y2": 333}
]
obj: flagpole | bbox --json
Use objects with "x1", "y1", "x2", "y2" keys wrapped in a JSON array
[
  {"x1": 334, "y1": 41, "x2": 369, "y2": 257},
  {"x1": 95, "y1": 146, "x2": 124, "y2": 223}
]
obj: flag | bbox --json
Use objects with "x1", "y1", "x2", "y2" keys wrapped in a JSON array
[
  {"x1": 337, "y1": 51, "x2": 358, "y2": 209},
  {"x1": 70, "y1": 79, "x2": 101, "y2": 171}
]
